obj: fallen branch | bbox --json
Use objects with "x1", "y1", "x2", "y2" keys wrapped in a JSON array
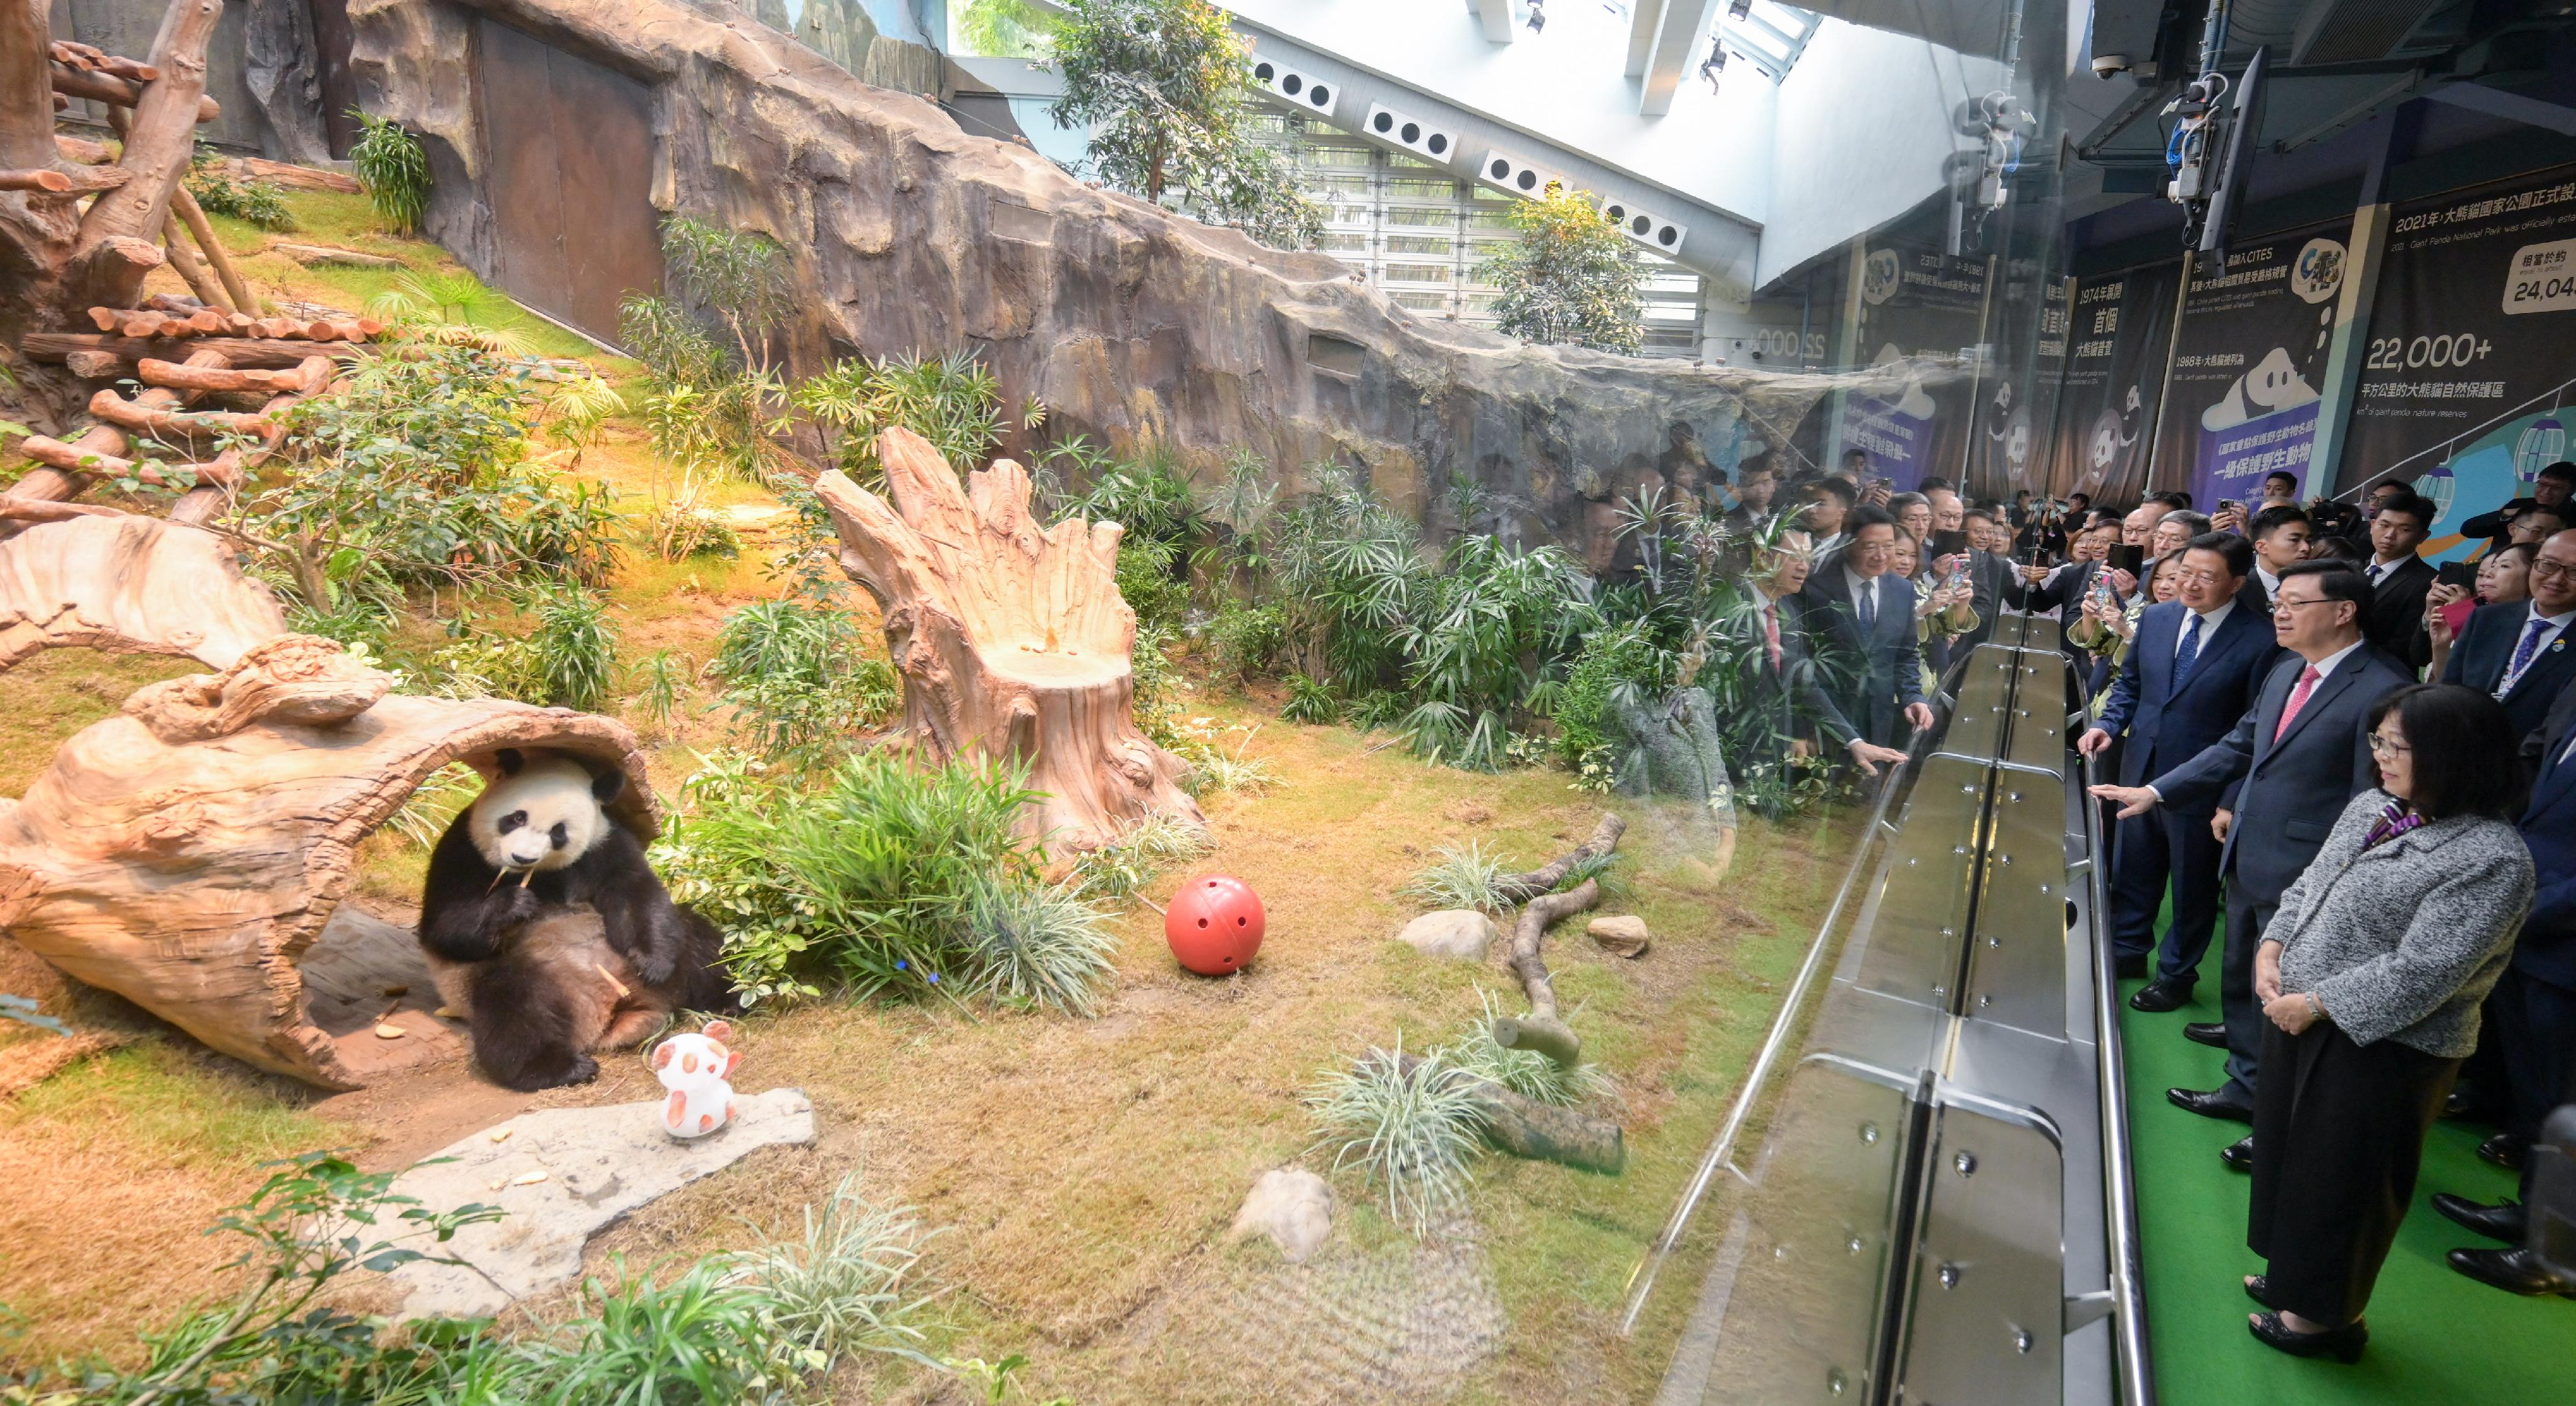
[
  {"x1": 0, "y1": 168, "x2": 71, "y2": 193},
  {"x1": 270, "y1": 241, "x2": 400, "y2": 268},
  {"x1": 1493, "y1": 814, "x2": 1625, "y2": 1069},
  {"x1": 87, "y1": 388, "x2": 272, "y2": 439},
  {"x1": 21, "y1": 334, "x2": 365, "y2": 370},
  {"x1": 137, "y1": 354, "x2": 332, "y2": 395},
  {"x1": 1386, "y1": 1052, "x2": 1624, "y2": 1175},
  {"x1": 48, "y1": 64, "x2": 219, "y2": 123},
  {"x1": 1495, "y1": 813, "x2": 1627, "y2": 903},
  {"x1": 169, "y1": 184, "x2": 255, "y2": 314}
]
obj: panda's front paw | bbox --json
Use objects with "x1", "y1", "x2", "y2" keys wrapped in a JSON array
[
  {"x1": 493, "y1": 882, "x2": 542, "y2": 922},
  {"x1": 565, "y1": 1053, "x2": 599, "y2": 1085},
  {"x1": 632, "y1": 947, "x2": 677, "y2": 986}
]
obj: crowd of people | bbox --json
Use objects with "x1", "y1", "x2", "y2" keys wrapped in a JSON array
[{"x1": 1718, "y1": 452, "x2": 2576, "y2": 1363}]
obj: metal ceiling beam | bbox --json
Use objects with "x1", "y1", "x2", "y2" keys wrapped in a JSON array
[
  {"x1": 1625, "y1": 0, "x2": 1665, "y2": 77},
  {"x1": 2424, "y1": 79, "x2": 2576, "y2": 137},
  {"x1": 1640, "y1": 0, "x2": 1717, "y2": 114},
  {"x1": 1473, "y1": 0, "x2": 1519, "y2": 44}
]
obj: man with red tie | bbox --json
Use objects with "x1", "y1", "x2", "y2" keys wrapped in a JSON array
[
  {"x1": 2091, "y1": 562, "x2": 2412, "y2": 1139},
  {"x1": 1737, "y1": 529, "x2": 1911, "y2": 781}
]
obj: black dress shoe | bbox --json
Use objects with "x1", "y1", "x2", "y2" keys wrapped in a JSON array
[
  {"x1": 2477, "y1": 1132, "x2": 2528, "y2": 1171},
  {"x1": 2443, "y1": 1087, "x2": 2481, "y2": 1121},
  {"x1": 2447, "y1": 1246, "x2": 2576, "y2": 1298},
  {"x1": 2168, "y1": 1086, "x2": 2256, "y2": 1122},
  {"x1": 2243, "y1": 1273, "x2": 2277, "y2": 1307},
  {"x1": 2114, "y1": 953, "x2": 2149, "y2": 980},
  {"x1": 2248, "y1": 1311, "x2": 2367, "y2": 1362},
  {"x1": 2432, "y1": 1193, "x2": 2528, "y2": 1243},
  {"x1": 2129, "y1": 977, "x2": 2196, "y2": 1012},
  {"x1": 2184, "y1": 1020, "x2": 2227, "y2": 1048},
  {"x1": 2221, "y1": 1135, "x2": 2255, "y2": 1172}
]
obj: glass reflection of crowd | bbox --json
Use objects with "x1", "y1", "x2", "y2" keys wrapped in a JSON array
[{"x1": 1710, "y1": 453, "x2": 2576, "y2": 1363}]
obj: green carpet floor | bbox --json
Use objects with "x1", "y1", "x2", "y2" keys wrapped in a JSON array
[{"x1": 2118, "y1": 967, "x2": 2575, "y2": 1400}]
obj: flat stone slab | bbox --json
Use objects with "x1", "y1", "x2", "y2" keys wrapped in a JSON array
[
  {"x1": 1398, "y1": 909, "x2": 1497, "y2": 962},
  {"x1": 383, "y1": 1087, "x2": 815, "y2": 1319},
  {"x1": 1229, "y1": 1166, "x2": 1332, "y2": 1263}
]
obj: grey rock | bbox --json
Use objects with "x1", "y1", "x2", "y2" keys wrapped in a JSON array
[
  {"x1": 383, "y1": 1087, "x2": 815, "y2": 1319},
  {"x1": 1229, "y1": 1167, "x2": 1332, "y2": 1264},
  {"x1": 1607, "y1": 685, "x2": 1739, "y2": 826},
  {"x1": 350, "y1": 0, "x2": 1847, "y2": 560},
  {"x1": 1398, "y1": 910, "x2": 1499, "y2": 962}
]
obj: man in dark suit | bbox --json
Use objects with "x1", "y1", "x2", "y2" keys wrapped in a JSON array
[
  {"x1": 1798, "y1": 505, "x2": 1937, "y2": 748},
  {"x1": 2360, "y1": 491, "x2": 2438, "y2": 670},
  {"x1": 2438, "y1": 674, "x2": 2576, "y2": 1295},
  {"x1": 2079, "y1": 532, "x2": 2281, "y2": 1012},
  {"x1": 2092, "y1": 562, "x2": 2410, "y2": 1127},
  {"x1": 2234, "y1": 504, "x2": 2311, "y2": 616},
  {"x1": 1734, "y1": 528, "x2": 1912, "y2": 780},
  {"x1": 1958, "y1": 505, "x2": 2014, "y2": 650},
  {"x1": 2439, "y1": 528, "x2": 2576, "y2": 744},
  {"x1": 2458, "y1": 460, "x2": 2575, "y2": 553}
]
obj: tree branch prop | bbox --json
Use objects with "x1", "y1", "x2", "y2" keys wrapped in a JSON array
[
  {"x1": 1493, "y1": 813, "x2": 1625, "y2": 1069},
  {"x1": 1387, "y1": 1052, "x2": 1624, "y2": 1175}
]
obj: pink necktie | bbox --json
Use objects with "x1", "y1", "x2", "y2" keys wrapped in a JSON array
[
  {"x1": 2274, "y1": 665, "x2": 2322, "y2": 742},
  {"x1": 1763, "y1": 602, "x2": 1784, "y2": 670}
]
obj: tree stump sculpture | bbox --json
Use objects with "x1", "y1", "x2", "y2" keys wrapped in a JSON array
[
  {"x1": 813, "y1": 427, "x2": 1204, "y2": 850},
  {"x1": 0, "y1": 635, "x2": 659, "y2": 1088},
  {"x1": 1604, "y1": 685, "x2": 1741, "y2": 878}
]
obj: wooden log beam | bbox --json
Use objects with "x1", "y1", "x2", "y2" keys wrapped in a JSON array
[
  {"x1": 87, "y1": 388, "x2": 272, "y2": 439},
  {"x1": 169, "y1": 183, "x2": 255, "y2": 314},
  {"x1": 46, "y1": 64, "x2": 220, "y2": 124},
  {"x1": 14, "y1": 435, "x2": 242, "y2": 488},
  {"x1": 138, "y1": 354, "x2": 332, "y2": 395},
  {"x1": 1496, "y1": 813, "x2": 1628, "y2": 904},
  {"x1": 53, "y1": 133, "x2": 115, "y2": 166},
  {"x1": 49, "y1": 40, "x2": 162, "y2": 84},
  {"x1": 0, "y1": 497, "x2": 133, "y2": 524},
  {"x1": 3, "y1": 4, "x2": 59, "y2": 174},
  {"x1": 0, "y1": 169, "x2": 73, "y2": 193},
  {"x1": 75, "y1": 0, "x2": 228, "y2": 307},
  {"x1": 21, "y1": 334, "x2": 359, "y2": 372}
]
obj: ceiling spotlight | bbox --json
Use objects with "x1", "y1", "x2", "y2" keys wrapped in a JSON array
[
  {"x1": 1527, "y1": 0, "x2": 1546, "y2": 32},
  {"x1": 1700, "y1": 48, "x2": 1727, "y2": 95},
  {"x1": 1728, "y1": 0, "x2": 1752, "y2": 18}
]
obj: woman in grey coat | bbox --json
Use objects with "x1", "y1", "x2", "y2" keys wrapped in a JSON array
[{"x1": 2244, "y1": 683, "x2": 2536, "y2": 1361}]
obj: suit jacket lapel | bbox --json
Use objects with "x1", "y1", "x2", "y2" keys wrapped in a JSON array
[{"x1": 2533, "y1": 734, "x2": 2576, "y2": 815}]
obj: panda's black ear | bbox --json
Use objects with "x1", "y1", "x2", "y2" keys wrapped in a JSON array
[
  {"x1": 590, "y1": 768, "x2": 625, "y2": 804},
  {"x1": 495, "y1": 748, "x2": 526, "y2": 777}
]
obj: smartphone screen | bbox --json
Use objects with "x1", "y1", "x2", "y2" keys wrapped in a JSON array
[
  {"x1": 2436, "y1": 561, "x2": 2477, "y2": 590},
  {"x1": 2110, "y1": 544, "x2": 2144, "y2": 575}
]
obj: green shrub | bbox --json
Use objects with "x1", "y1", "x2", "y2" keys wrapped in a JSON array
[
  {"x1": 792, "y1": 350, "x2": 1025, "y2": 484},
  {"x1": 1280, "y1": 672, "x2": 1339, "y2": 724},
  {"x1": 711, "y1": 600, "x2": 900, "y2": 761},
  {"x1": 1068, "y1": 812, "x2": 1211, "y2": 904},
  {"x1": 1115, "y1": 537, "x2": 1189, "y2": 635},
  {"x1": 656, "y1": 750, "x2": 1079, "y2": 1009},
  {"x1": 629, "y1": 648, "x2": 692, "y2": 737},
  {"x1": 1549, "y1": 622, "x2": 1662, "y2": 768},
  {"x1": 526, "y1": 582, "x2": 620, "y2": 710},
  {"x1": 963, "y1": 878, "x2": 1119, "y2": 1018},
  {"x1": 1073, "y1": 450, "x2": 1200, "y2": 546},
  {"x1": 1209, "y1": 599, "x2": 1285, "y2": 682},
  {"x1": 185, "y1": 145, "x2": 293, "y2": 230},
  {"x1": 348, "y1": 109, "x2": 430, "y2": 234}
]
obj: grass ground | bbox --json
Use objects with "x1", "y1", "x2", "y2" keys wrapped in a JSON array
[{"x1": 0, "y1": 185, "x2": 1862, "y2": 1401}]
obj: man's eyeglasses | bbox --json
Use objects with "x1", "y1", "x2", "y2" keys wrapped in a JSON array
[
  {"x1": 2531, "y1": 558, "x2": 2575, "y2": 582},
  {"x1": 2270, "y1": 596, "x2": 2340, "y2": 615},
  {"x1": 2171, "y1": 568, "x2": 2226, "y2": 586}
]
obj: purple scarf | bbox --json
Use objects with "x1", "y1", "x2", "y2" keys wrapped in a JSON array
[{"x1": 2363, "y1": 801, "x2": 2427, "y2": 852}]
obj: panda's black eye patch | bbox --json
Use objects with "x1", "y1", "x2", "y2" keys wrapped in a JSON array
[
  {"x1": 549, "y1": 822, "x2": 569, "y2": 848},
  {"x1": 496, "y1": 811, "x2": 528, "y2": 834}
]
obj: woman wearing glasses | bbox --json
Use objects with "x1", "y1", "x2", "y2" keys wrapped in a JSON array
[{"x1": 2242, "y1": 682, "x2": 2534, "y2": 1361}]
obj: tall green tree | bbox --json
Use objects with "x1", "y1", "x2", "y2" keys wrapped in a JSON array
[
  {"x1": 1047, "y1": 0, "x2": 1325, "y2": 250},
  {"x1": 1476, "y1": 187, "x2": 1648, "y2": 356}
]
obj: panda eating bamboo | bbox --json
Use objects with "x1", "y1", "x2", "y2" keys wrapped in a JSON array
[{"x1": 417, "y1": 748, "x2": 736, "y2": 1091}]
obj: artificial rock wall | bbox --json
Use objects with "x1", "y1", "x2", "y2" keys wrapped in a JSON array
[{"x1": 349, "y1": 0, "x2": 1848, "y2": 563}]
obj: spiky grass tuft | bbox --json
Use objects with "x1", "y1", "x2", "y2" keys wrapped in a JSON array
[
  {"x1": 1400, "y1": 840, "x2": 1511, "y2": 913},
  {"x1": 715, "y1": 1168, "x2": 942, "y2": 1371},
  {"x1": 963, "y1": 879, "x2": 1118, "y2": 1018},
  {"x1": 1305, "y1": 1035, "x2": 1484, "y2": 1237},
  {"x1": 1069, "y1": 812, "x2": 1213, "y2": 904}
]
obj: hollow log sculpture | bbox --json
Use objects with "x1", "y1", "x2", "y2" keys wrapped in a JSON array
[
  {"x1": 814, "y1": 426, "x2": 1204, "y2": 849},
  {"x1": 1494, "y1": 813, "x2": 1627, "y2": 1069},
  {"x1": 0, "y1": 515, "x2": 285, "y2": 670},
  {"x1": 0, "y1": 634, "x2": 660, "y2": 1088},
  {"x1": 1603, "y1": 685, "x2": 1741, "y2": 879}
]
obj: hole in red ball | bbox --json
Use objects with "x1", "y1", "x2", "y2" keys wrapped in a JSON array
[
  {"x1": 1197, "y1": 917, "x2": 1210, "y2": 928},
  {"x1": 1236, "y1": 916, "x2": 1247, "y2": 926}
]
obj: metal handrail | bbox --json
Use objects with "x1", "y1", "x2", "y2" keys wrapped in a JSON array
[
  {"x1": 1616, "y1": 736, "x2": 1920, "y2": 1336},
  {"x1": 2083, "y1": 752, "x2": 2157, "y2": 1405}
]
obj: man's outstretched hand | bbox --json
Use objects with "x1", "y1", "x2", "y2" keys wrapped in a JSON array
[
  {"x1": 2077, "y1": 726, "x2": 2114, "y2": 756},
  {"x1": 1846, "y1": 739, "x2": 1909, "y2": 777},
  {"x1": 2088, "y1": 783, "x2": 2159, "y2": 817},
  {"x1": 1904, "y1": 701, "x2": 1937, "y2": 733}
]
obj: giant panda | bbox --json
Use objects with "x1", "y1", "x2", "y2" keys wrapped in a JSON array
[{"x1": 417, "y1": 748, "x2": 736, "y2": 1091}]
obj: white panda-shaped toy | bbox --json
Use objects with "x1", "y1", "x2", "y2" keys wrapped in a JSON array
[{"x1": 652, "y1": 1020, "x2": 743, "y2": 1139}]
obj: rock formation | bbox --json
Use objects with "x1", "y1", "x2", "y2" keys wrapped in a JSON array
[{"x1": 347, "y1": 0, "x2": 1848, "y2": 556}]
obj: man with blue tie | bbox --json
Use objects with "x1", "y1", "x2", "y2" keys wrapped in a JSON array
[
  {"x1": 2440, "y1": 529, "x2": 2576, "y2": 744},
  {"x1": 1797, "y1": 505, "x2": 1938, "y2": 749},
  {"x1": 2090, "y1": 562, "x2": 2412, "y2": 1130},
  {"x1": 2438, "y1": 671, "x2": 2576, "y2": 1296},
  {"x1": 2079, "y1": 532, "x2": 2281, "y2": 1019}
]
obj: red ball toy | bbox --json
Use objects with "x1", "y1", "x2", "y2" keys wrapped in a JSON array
[{"x1": 1165, "y1": 874, "x2": 1265, "y2": 974}]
